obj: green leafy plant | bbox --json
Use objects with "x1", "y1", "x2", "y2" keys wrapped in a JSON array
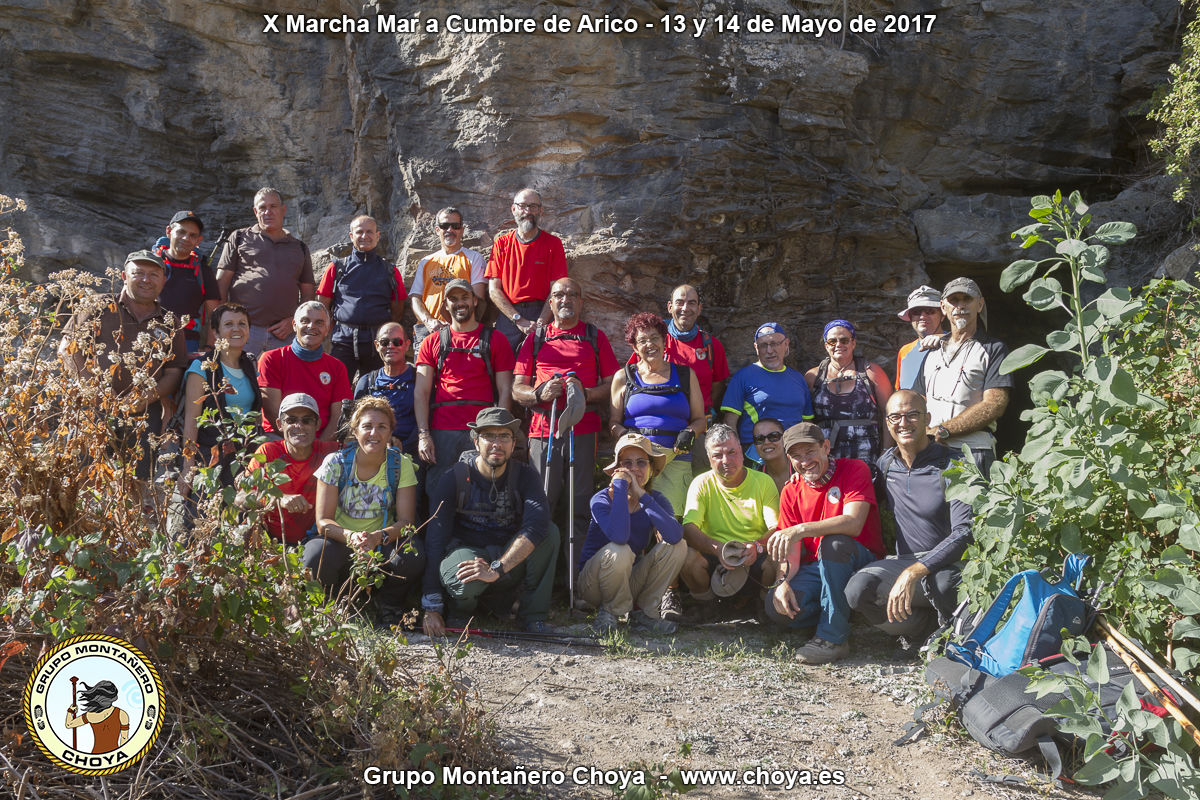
[
  {"x1": 1022, "y1": 643, "x2": 1199, "y2": 799},
  {"x1": 945, "y1": 189, "x2": 1200, "y2": 789}
]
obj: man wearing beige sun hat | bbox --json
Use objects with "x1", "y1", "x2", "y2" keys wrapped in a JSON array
[{"x1": 577, "y1": 433, "x2": 688, "y2": 635}]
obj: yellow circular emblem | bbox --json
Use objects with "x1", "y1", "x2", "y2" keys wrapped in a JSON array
[{"x1": 22, "y1": 635, "x2": 165, "y2": 776}]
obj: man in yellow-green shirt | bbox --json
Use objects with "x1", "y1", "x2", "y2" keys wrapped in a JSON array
[{"x1": 680, "y1": 423, "x2": 780, "y2": 615}]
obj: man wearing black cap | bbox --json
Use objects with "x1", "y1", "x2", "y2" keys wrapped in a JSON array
[
  {"x1": 764, "y1": 422, "x2": 884, "y2": 664},
  {"x1": 912, "y1": 277, "x2": 1011, "y2": 473},
  {"x1": 422, "y1": 407, "x2": 559, "y2": 636},
  {"x1": 58, "y1": 249, "x2": 188, "y2": 481},
  {"x1": 154, "y1": 210, "x2": 220, "y2": 353}
]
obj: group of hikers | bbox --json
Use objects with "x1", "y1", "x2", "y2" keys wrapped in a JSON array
[{"x1": 57, "y1": 186, "x2": 1012, "y2": 663}]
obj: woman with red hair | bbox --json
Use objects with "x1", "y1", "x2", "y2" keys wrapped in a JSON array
[{"x1": 609, "y1": 312, "x2": 706, "y2": 516}]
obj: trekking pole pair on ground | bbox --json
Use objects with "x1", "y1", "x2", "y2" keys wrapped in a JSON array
[{"x1": 540, "y1": 372, "x2": 580, "y2": 613}]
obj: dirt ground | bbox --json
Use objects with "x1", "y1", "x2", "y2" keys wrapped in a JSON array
[{"x1": 406, "y1": 615, "x2": 1101, "y2": 800}]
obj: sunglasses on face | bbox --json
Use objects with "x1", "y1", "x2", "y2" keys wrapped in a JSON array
[
  {"x1": 618, "y1": 459, "x2": 650, "y2": 470},
  {"x1": 377, "y1": 337, "x2": 406, "y2": 347},
  {"x1": 282, "y1": 415, "x2": 318, "y2": 426},
  {"x1": 825, "y1": 337, "x2": 852, "y2": 346},
  {"x1": 437, "y1": 222, "x2": 463, "y2": 230},
  {"x1": 752, "y1": 431, "x2": 784, "y2": 445}
]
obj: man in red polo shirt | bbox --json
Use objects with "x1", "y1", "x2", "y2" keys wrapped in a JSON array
[
  {"x1": 414, "y1": 279, "x2": 515, "y2": 500},
  {"x1": 486, "y1": 187, "x2": 568, "y2": 351},
  {"x1": 513, "y1": 277, "x2": 619, "y2": 554}
]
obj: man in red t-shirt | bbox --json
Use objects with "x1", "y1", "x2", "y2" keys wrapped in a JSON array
[
  {"x1": 257, "y1": 301, "x2": 352, "y2": 441},
  {"x1": 763, "y1": 422, "x2": 883, "y2": 664},
  {"x1": 239, "y1": 393, "x2": 339, "y2": 544},
  {"x1": 513, "y1": 278, "x2": 619, "y2": 554},
  {"x1": 486, "y1": 188, "x2": 568, "y2": 351},
  {"x1": 415, "y1": 279, "x2": 515, "y2": 500}
]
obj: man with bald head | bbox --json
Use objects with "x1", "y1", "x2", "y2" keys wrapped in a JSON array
[
  {"x1": 316, "y1": 214, "x2": 406, "y2": 382},
  {"x1": 513, "y1": 277, "x2": 619, "y2": 552},
  {"x1": 844, "y1": 390, "x2": 974, "y2": 659},
  {"x1": 486, "y1": 188, "x2": 568, "y2": 351}
]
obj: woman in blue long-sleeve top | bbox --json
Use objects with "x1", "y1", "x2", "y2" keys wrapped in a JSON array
[{"x1": 578, "y1": 433, "x2": 687, "y2": 635}]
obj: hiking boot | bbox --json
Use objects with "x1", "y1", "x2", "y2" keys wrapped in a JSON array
[
  {"x1": 794, "y1": 637, "x2": 849, "y2": 665},
  {"x1": 522, "y1": 619, "x2": 558, "y2": 635},
  {"x1": 591, "y1": 608, "x2": 620, "y2": 635},
  {"x1": 660, "y1": 588, "x2": 683, "y2": 623},
  {"x1": 631, "y1": 610, "x2": 677, "y2": 635}
]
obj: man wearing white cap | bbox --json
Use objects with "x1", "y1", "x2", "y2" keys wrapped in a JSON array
[
  {"x1": 238, "y1": 393, "x2": 339, "y2": 545},
  {"x1": 720, "y1": 322, "x2": 814, "y2": 457},
  {"x1": 579, "y1": 433, "x2": 688, "y2": 634},
  {"x1": 894, "y1": 285, "x2": 945, "y2": 391},
  {"x1": 912, "y1": 277, "x2": 1011, "y2": 473}
]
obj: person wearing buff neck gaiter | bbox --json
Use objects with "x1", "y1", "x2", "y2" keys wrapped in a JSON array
[
  {"x1": 257, "y1": 301, "x2": 353, "y2": 441},
  {"x1": 763, "y1": 422, "x2": 885, "y2": 665}
]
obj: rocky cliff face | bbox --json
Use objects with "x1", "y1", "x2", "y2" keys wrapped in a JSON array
[{"x1": 0, "y1": 0, "x2": 1187, "y2": 378}]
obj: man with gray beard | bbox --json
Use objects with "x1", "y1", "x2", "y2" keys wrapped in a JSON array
[{"x1": 486, "y1": 188, "x2": 568, "y2": 351}]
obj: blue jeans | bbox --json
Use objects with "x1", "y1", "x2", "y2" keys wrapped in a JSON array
[{"x1": 764, "y1": 535, "x2": 877, "y2": 644}]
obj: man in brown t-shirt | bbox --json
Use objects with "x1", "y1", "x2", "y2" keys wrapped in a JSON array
[
  {"x1": 216, "y1": 187, "x2": 315, "y2": 355},
  {"x1": 58, "y1": 249, "x2": 188, "y2": 481}
]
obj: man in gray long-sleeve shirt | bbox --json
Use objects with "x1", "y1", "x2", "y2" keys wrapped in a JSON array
[
  {"x1": 845, "y1": 390, "x2": 973, "y2": 655},
  {"x1": 420, "y1": 407, "x2": 559, "y2": 637}
]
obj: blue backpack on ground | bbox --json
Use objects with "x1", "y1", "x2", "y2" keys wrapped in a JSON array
[{"x1": 946, "y1": 553, "x2": 1092, "y2": 677}]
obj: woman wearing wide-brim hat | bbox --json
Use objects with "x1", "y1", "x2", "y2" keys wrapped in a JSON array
[{"x1": 577, "y1": 433, "x2": 687, "y2": 635}]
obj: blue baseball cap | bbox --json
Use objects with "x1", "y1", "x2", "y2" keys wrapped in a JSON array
[{"x1": 754, "y1": 322, "x2": 786, "y2": 341}]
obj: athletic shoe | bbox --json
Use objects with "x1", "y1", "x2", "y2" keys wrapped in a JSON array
[
  {"x1": 592, "y1": 608, "x2": 620, "y2": 635},
  {"x1": 631, "y1": 610, "x2": 677, "y2": 635},
  {"x1": 794, "y1": 637, "x2": 849, "y2": 664},
  {"x1": 660, "y1": 588, "x2": 683, "y2": 623}
]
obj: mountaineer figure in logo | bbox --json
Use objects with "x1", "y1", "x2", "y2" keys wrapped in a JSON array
[{"x1": 65, "y1": 680, "x2": 129, "y2": 753}]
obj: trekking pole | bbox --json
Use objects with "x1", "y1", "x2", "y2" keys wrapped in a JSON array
[
  {"x1": 70, "y1": 676, "x2": 78, "y2": 749},
  {"x1": 565, "y1": 370, "x2": 577, "y2": 612},
  {"x1": 1098, "y1": 617, "x2": 1200, "y2": 715},
  {"x1": 445, "y1": 626, "x2": 604, "y2": 649},
  {"x1": 543, "y1": 374, "x2": 561, "y2": 496},
  {"x1": 1099, "y1": 625, "x2": 1200, "y2": 748}
]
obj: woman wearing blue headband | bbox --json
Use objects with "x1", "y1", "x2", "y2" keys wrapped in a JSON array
[{"x1": 804, "y1": 320, "x2": 893, "y2": 463}]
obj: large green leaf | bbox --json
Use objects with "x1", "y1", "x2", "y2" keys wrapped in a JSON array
[
  {"x1": 1094, "y1": 288, "x2": 1141, "y2": 321},
  {"x1": 1085, "y1": 356, "x2": 1138, "y2": 405},
  {"x1": 1000, "y1": 259, "x2": 1039, "y2": 292},
  {"x1": 1000, "y1": 344, "x2": 1049, "y2": 374},
  {"x1": 1174, "y1": 616, "x2": 1200, "y2": 641},
  {"x1": 1031, "y1": 194, "x2": 1054, "y2": 209},
  {"x1": 1172, "y1": 646, "x2": 1199, "y2": 673},
  {"x1": 1086, "y1": 641, "x2": 1111, "y2": 684},
  {"x1": 1046, "y1": 328, "x2": 1079, "y2": 352},
  {"x1": 1092, "y1": 220, "x2": 1138, "y2": 244},
  {"x1": 1147, "y1": 567, "x2": 1200, "y2": 615},
  {"x1": 1073, "y1": 751, "x2": 1120, "y2": 785},
  {"x1": 1056, "y1": 238, "x2": 1088, "y2": 257},
  {"x1": 1028, "y1": 370, "x2": 1070, "y2": 401},
  {"x1": 1024, "y1": 276, "x2": 1065, "y2": 311}
]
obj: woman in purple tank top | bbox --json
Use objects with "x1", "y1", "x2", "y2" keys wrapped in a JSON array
[
  {"x1": 609, "y1": 313, "x2": 706, "y2": 515},
  {"x1": 804, "y1": 319, "x2": 893, "y2": 463}
]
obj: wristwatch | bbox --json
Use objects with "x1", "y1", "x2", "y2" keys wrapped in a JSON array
[
  {"x1": 512, "y1": 312, "x2": 523, "y2": 322},
  {"x1": 489, "y1": 559, "x2": 506, "y2": 577},
  {"x1": 936, "y1": 425, "x2": 950, "y2": 442}
]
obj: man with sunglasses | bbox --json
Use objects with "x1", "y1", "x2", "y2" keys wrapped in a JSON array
[
  {"x1": 844, "y1": 390, "x2": 973, "y2": 660},
  {"x1": 415, "y1": 280, "x2": 515, "y2": 501},
  {"x1": 894, "y1": 285, "x2": 945, "y2": 391},
  {"x1": 239, "y1": 393, "x2": 340, "y2": 546},
  {"x1": 354, "y1": 322, "x2": 418, "y2": 455},
  {"x1": 409, "y1": 207, "x2": 488, "y2": 352},
  {"x1": 316, "y1": 215, "x2": 406, "y2": 383},
  {"x1": 720, "y1": 322, "x2": 815, "y2": 459},
  {"x1": 487, "y1": 188, "x2": 568, "y2": 351}
]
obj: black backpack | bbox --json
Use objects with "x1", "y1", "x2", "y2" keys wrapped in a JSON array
[
  {"x1": 431, "y1": 325, "x2": 497, "y2": 410},
  {"x1": 910, "y1": 643, "x2": 1179, "y2": 783},
  {"x1": 452, "y1": 457, "x2": 523, "y2": 521}
]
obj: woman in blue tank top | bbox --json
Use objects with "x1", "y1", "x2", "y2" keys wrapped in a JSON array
[{"x1": 609, "y1": 312, "x2": 706, "y2": 515}]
